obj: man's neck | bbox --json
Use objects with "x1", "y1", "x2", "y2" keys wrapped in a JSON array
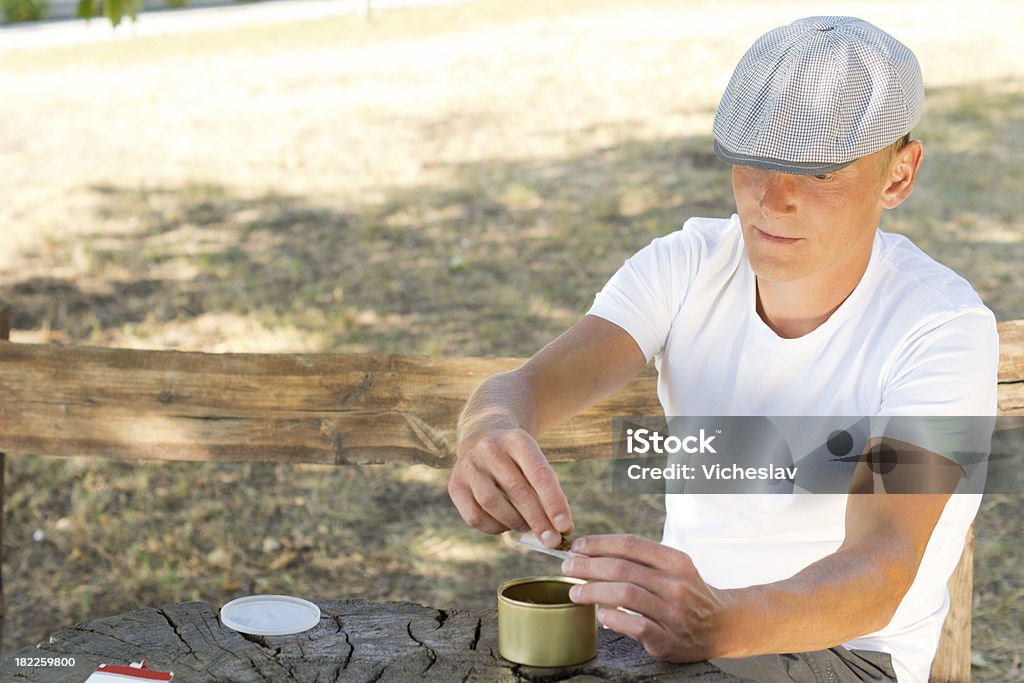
[
  {"x1": 755, "y1": 285, "x2": 840, "y2": 338},
  {"x1": 755, "y1": 257, "x2": 872, "y2": 339}
]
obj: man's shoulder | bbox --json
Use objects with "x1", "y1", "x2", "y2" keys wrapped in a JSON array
[
  {"x1": 679, "y1": 215, "x2": 740, "y2": 241},
  {"x1": 874, "y1": 231, "x2": 989, "y2": 316},
  {"x1": 647, "y1": 215, "x2": 742, "y2": 258},
  {"x1": 869, "y1": 233, "x2": 998, "y2": 416},
  {"x1": 640, "y1": 216, "x2": 747, "y2": 290}
]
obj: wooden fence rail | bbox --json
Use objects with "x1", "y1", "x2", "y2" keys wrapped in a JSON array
[
  {"x1": 1, "y1": 320, "x2": 1021, "y2": 466},
  {"x1": 0, "y1": 342, "x2": 660, "y2": 467}
]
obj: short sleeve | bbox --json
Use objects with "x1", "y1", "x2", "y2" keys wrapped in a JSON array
[
  {"x1": 872, "y1": 307, "x2": 999, "y2": 479},
  {"x1": 587, "y1": 228, "x2": 699, "y2": 362},
  {"x1": 879, "y1": 307, "x2": 999, "y2": 417}
]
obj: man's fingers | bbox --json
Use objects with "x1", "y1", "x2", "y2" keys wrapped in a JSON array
[
  {"x1": 567, "y1": 578, "x2": 664, "y2": 619},
  {"x1": 592, "y1": 605, "x2": 673, "y2": 659},
  {"x1": 486, "y1": 450, "x2": 565, "y2": 541},
  {"x1": 562, "y1": 555, "x2": 670, "y2": 598},
  {"x1": 450, "y1": 427, "x2": 573, "y2": 545},
  {"x1": 505, "y1": 434, "x2": 574, "y2": 537},
  {"x1": 468, "y1": 475, "x2": 530, "y2": 532},
  {"x1": 571, "y1": 534, "x2": 691, "y2": 571},
  {"x1": 448, "y1": 476, "x2": 509, "y2": 534}
]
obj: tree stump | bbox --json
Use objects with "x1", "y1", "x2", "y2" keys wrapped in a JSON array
[{"x1": 0, "y1": 599, "x2": 745, "y2": 681}]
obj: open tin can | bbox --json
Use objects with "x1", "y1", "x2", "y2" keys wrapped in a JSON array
[{"x1": 497, "y1": 576, "x2": 597, "y2": 667}]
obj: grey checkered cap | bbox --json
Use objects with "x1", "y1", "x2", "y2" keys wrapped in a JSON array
[{"x1": 713, "y1": 16, "x2": 923, "y2": 174}]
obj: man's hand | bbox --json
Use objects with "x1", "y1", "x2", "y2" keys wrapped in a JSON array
[
  {"x1": 447, "y1": 315, "x2": 647, "y2": 548},
  {"x1": 565, "y1": 487, "x2": 954, "y2": 660},
  {"x1": 448, "y1": 424, "x2": 573, "y2": 546},
  {"x1": 561, "y1": 534, "x2": 728, "y2": 661}
]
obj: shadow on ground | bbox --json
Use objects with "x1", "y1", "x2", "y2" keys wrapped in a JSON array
[
  {"x1": 3, "y1": 86, "x2": 1022, "y2": 356},
  {"x1": 1, "y1": 134, "x2": 734, "y2": 356}
]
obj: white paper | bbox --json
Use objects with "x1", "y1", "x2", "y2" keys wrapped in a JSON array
[{"x1": 506, "y1": 532, "x2": 577, "y2": 561}]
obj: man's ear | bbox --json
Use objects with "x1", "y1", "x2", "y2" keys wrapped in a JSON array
[{"x1": 880, "y1": 140, "x2": 923, "y2": 210}]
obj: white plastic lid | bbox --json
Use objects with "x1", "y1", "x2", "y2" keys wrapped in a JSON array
[{"x1": 220, "y1": 595, "x2": 321, "y2": 636}]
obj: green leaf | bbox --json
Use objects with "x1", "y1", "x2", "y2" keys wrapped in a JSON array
[
  {"x1": 75, "y1": 0, "x2": 96, "y2": 20},
  {"x1": 105, "y1": 0, "x2": 122, "y2": 26},
  {"x1": 75, "y1": 0, "x2": 141, "y2": 27}
]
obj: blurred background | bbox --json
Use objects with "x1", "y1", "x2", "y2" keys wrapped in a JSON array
[{"x1": 1, "y1": 0, "x2": 1021, "y2": 678}]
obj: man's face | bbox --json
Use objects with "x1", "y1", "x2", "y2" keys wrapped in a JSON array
[{"x1": 731, "y1": 150, "x2": 890, "y2": 286}]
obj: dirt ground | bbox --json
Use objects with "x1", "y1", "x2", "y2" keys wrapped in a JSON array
[{"x1": 1, "y1": 0, "x2": 1022, "y2": 678}]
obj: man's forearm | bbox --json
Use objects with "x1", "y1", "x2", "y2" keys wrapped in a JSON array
[
  {"x1": 457, "y1": 316, "x2": 647, "y2": 448},
  {"x1": 712, "y1": 493, "x2": 949, "y2": 659},
  {"x1": 714, "y1": 544, "x2": 913, "y2": 657}
]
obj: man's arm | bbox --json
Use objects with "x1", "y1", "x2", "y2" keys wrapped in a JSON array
[
  {"x1": 449, "y1": 314, "x2": 647, "y2": 546},
  {"x1": 562, "y1": 451, "x2": 957, "y2": 660},
  {"x1": 712, "y1": 490, "x2": 951, "y2": 656}
]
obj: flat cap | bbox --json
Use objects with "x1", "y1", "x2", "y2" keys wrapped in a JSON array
[{"x1": 713, "y1": 16, "x2": 923, "y2": 174}]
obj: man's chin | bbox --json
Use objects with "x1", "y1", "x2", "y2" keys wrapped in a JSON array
[{"x1": 746, "y1": 254, "x2": 810, "y2": 285}]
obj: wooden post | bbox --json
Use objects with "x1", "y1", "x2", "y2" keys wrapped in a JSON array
[
  {"x1": 929, "y1": 525, "x2": 974, "y2": 683},
  {"x1": 0, "y1": 303, "x2": 9, "y2": 652}
]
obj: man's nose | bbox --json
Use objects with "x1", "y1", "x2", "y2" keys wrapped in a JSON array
[{"x1": 758, "y1": 172, "x2": 797, "y2": 217}]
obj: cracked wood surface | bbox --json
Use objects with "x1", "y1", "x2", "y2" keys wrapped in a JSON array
[
  {"x1": 1, "y1": 318, "x2": 1021, "y2": 467},
  {"x1": 0, "y1": 599, "x2": 745, "y2": 682}
]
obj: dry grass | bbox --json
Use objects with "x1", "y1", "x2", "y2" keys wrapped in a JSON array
[{"x1": 1, "y1": 0, "x2": 1022, "y2": 678}]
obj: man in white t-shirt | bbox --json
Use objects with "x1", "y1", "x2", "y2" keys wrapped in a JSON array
[{"x1": 448, "y1": 16, "x2": 998, "y2": 682}]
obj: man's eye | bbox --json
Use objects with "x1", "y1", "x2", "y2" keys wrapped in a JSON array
[{"x1": 814, "y1": 173, "x2": 833, "y2": 181}]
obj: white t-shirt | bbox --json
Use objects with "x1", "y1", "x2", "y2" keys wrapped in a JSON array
[{"x1": 588, "y1": 215, "x2": 999, "y2": 683}]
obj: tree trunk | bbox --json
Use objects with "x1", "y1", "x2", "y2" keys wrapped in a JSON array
[{"x1": 0, "y1": 599, "x2": 743, "y2": 682}]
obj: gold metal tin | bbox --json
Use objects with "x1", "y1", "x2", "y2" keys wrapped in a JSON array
[{"x1": 497, "y1": 576, "x2": 597, "y2": 667}]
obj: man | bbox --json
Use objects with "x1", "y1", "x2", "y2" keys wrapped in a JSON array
[{"x1": 448, "y1": 16, "x2": 997, "y2": 683}]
